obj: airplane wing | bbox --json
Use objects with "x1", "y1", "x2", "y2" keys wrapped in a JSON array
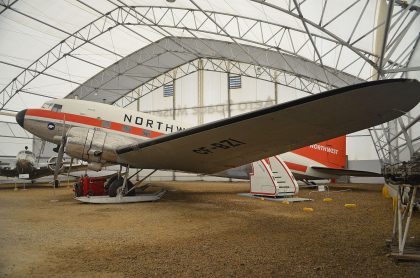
[
  {"x1": 0, "y1": 111, "x2": 16, "y2": 117},
  {"x1": 116, "y1": 79, "x2": 420, "y2": 175},
  {"x1": 310, "y1": 166, "x2": 382, "y2": 177},
  {"x1": 67, "y1": 170, "x2": 119, "y2": 178},
  {"x1": 60, "y1": 163, "x2": 88, "y2": 175},
  {"x1": 29, "y1": 168, "x2": 54, "y2": 179},
  {"x1": 0, "y1": 167, "x2": 18, "y2": 178}
]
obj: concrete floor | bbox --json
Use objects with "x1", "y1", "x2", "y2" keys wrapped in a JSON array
[{"x1": 0, "y1": 181, "x2": 419, "y2": 277}]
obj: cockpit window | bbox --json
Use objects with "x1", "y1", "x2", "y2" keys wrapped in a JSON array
[
  {"x1": 42, "y1": 103, "x2": 53, "y2": 109},
  {"x1": 51, "y1": 104, "x2": 62, "y2": 112}
]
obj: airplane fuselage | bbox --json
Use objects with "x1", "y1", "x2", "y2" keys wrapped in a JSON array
[
  {"x1": 16, "y1": 99, "x2": 345, "y2": 180},
  {"x1": 19, "y1": 99, "x2": 187, "y2": 145}
]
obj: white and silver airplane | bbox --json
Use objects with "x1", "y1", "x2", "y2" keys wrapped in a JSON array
[
  {"x1": 0, "y1": 146, "x2": 87, "y2": 181},
  {"x1": 14, "y1": 79, "x2": 420, "y2": 196}
]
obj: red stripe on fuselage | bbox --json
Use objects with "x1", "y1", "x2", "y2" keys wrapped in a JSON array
[
  {"x1": 284, "y1": 161, "x2": 307, "y2": 173},
  {"x1": 26, "y1": 109, "x2": 164, "y2": 139}
]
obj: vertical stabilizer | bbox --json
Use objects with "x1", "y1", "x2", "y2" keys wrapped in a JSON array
[{"x1": 292, "y1": 136, "x2": 346, "y2": 168}]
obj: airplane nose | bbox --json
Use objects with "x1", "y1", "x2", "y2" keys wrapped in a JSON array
[{"x1": 16, "y1": 109, "x2": 27, "y2": 128}]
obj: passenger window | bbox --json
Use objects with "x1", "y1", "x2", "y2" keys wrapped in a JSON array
[
  {"x1": 102, "y1": 121, "x2": 111, "y2": 128},
  {"x1": 122, "y1": 125, "x2": 131, "y2": 132},
  {"x1": 51, "y1": 104, "x2": 62, "y2": 112}
]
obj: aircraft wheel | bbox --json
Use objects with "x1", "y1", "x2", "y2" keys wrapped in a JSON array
[
  {"x1": 108, "y1": 177, "x2": 135, "y2": 197},
  {"x1": 104, "y1": 175, "x2": 118, "y2": 194}
]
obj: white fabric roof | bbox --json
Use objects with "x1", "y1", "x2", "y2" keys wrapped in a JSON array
[
  {"x1": 69, "y1": 36, "x2": 364, "y2": 104},
  {"x1": 0, "y1": 0, "x2": 418, "y2": 111}
]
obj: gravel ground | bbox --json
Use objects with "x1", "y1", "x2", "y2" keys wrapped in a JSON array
[{"x1": 0, "y1": 181, "x2": 419, "y2": 277}]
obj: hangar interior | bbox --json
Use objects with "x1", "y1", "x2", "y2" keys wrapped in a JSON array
[
  {"x1": 1, "y1": 0, "x2": 420, "y2": 274},
  {"x1": 0, "y1": 0, "x2": 419, "y2": 183}
]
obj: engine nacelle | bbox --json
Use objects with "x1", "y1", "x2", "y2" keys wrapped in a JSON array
[
  {"x1": 65, "y1": 127, "x2": 138, "y2": 165},
  {"x1": 88, "y1": 162, "x2": 103, "y2": 171}
]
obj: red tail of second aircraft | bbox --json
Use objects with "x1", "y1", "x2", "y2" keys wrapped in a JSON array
[{"x1": 292, "y1": 136, "x2": 346, "y2": 169}]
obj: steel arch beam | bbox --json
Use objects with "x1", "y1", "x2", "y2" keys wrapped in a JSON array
[
  {"x1": 68, "y1": 37, "x2": 362, "y2": 106},
  {"x1": 1, "y1": 4, "x2": 416, "y2": 111},
  {"x1": 113, "y1": 57, "x2": 332, "y2": 108},
  {"x1": 0, "y1": 5, "x2": 375, "y2": 110},
  {"x1": 0, "y1": 5, "x2": 123, "y2": 109}
]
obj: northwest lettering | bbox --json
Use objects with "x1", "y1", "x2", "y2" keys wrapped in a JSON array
[
  {"x1": 309, "y1": 144, "x2": 339, "y2": 155},
  {"x1": 124, "y1": 114, "x2": 184, "y2": 133}
]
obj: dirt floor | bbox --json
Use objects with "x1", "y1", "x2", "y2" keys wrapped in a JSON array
[{"x1": 0, "y1": 181, "x2": 419, "y2": 277}]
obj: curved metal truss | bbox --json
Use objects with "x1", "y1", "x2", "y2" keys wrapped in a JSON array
[
  {"x1": 67, "y1": 36, "x2": 363, "y2": 105},
  {"x1": 0, "y1": 2, "x2": 418, "y2": 110},
  {"x1": 369, "y1": 114, "x2": 420, "y2": 165}
]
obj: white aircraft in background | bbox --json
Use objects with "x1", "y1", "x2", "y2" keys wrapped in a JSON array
[
  {"x1": 0, "y1": 146, "x2": 86, "y2": 181},
  {"x1": 13, "y1": 79, "x2": 420, "y2": 197}
]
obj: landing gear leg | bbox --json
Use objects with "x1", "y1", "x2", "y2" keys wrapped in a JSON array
[
  {"x1": 303, "y1": 179, "x2": 317, "y2": 188},
  {"x1": 117, "y1": 165, "x2": 130, "y2": 197},
  {"x1": 108, "y1": 169, "x2": 135, "y2": 197}
]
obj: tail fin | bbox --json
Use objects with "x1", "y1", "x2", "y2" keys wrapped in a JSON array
[{"x1": 292, "y1": 136, "x2": 346, "y2": 169}]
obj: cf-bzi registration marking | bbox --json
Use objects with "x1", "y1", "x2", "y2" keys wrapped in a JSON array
[{"x1": 193, "y1": 138, "x2": 245, "y2": 154}]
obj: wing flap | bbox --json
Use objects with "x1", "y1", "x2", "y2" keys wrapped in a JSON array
[{"x1": 116, "y1": 79, "x2": 420, "y2": 174}]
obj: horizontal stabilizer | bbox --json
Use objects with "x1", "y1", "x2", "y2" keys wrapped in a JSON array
[{"x1": 311, "y1": 166, "x2": 382, "y2": 177}]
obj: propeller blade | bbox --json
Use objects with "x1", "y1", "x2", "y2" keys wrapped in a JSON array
[{"x1": 53, "y1": 136, "x2": 66, "y2": 188}]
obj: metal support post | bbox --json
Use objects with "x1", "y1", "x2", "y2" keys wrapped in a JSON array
[
  {"x1": 274, "y1": 72, "x2": 279, "y2": 105},
  {"x1": 227, "y1": 69, "x2": 232, "y2": 182},
  {"x1": 172, "y1": 71, "x2": 176, "y2": 181},
  {"x1": 227, "y1": 71, "x2": 231, "y2": 118},
  {"x1": 397, "y1": 186, "x2": 402, "y2": 249},
  {"x1": 136, "y1": 98, "x2": 141, "y2": 181},
  {"x1": 400, "y1": 186, "x2": 417, "y2": 254},
  {"x1": 198, "y1": 59, "x2": 204, "y2": 125}
]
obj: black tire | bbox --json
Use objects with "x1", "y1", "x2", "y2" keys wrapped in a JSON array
[
  {"x1": 53, "y1": 179, "x2": 60, "y2": 188},
  {"x1": 108, "y1": 177, "x2": 135, "y2": 197},
  {"x1": 104, "y1": 175, "x2": 118, "y2": 194},
  {"x1": 74, "y1": 182, "x2": 82, "y2": 197}
]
